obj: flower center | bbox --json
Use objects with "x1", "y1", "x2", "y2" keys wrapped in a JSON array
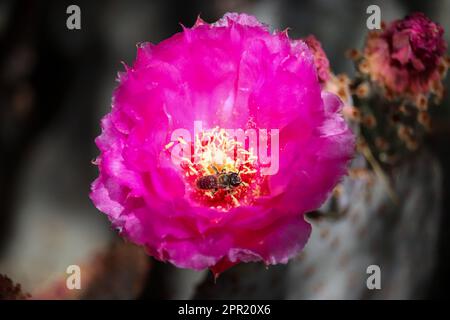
[{"x1": 178, "y1": 127, "x2": 264, "y2": 211}]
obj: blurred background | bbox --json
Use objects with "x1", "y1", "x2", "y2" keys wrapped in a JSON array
[{"x1": 0, "y1": 0, "x2": 449, "y2": 299}]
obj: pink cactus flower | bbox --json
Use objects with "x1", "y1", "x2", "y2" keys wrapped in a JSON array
[
  {"x1": 90, "y1": 13, "x2": 354, "y2": 274},
  {"x1": 364, "y1": 12, "x2": 447, "y2": 101}
]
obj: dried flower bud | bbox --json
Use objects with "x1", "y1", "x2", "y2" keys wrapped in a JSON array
[
  {"x1": 397, "y1": 125, "x2": 414, "y2": 142},
  {"x1": 358, "y1": 59, "x2": 370, "y2": 74},
  {"x1": 415, "y1": 94, "x2": 428, "y2": 111},
  {"x1": 355, "y1": 82, "x2": 370, "y2": 98},
  {"x1": 346, "y1": 49, "x2": 361, "y2": 60},
  {"x1": 432, "y1": 78, "x2": 444, "y2": 101},
  {"x1": 398, "y1": 103, "x2": 410, "y2": 115},
  {"x1": 342, "y1": 105, "x2": 361, "y2": 121},
  {"x1": 417, "y1": 111, "x2": 432, "y2": 130},
  {"x1": 438, "y1": 58, "x2": 448, "y2": 78},
  {"x1": 356, "y1": 138, "x2": 368, "y2": 150},
  {"x1": 303, "y1": 35, "x2": 331, "y2": 83},
  {"x1": 337, "y1": 87, "x2": 349, "y2": 101},
  {"x1": 362, "y1": 114, "x2": 377, "y2": 128},
  {"x1": 337, "y1": 73, "x2": 350, "y2": 86},
  {"x1": 405, "y1": 137, "x2": 419, "y2": 151},
  {"x1": 333, "y1": 184, "x2": 343, "y2": 197},
  {"x1": 363, "y1": 13, "x2": 447, "y2": 101},
  {"x1": 375, "y1": 137, "x2": 390, "y2": 151}
]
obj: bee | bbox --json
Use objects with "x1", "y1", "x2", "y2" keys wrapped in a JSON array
[{"x1": 196, "y1": 166, "x2": 242, "y2": 191}]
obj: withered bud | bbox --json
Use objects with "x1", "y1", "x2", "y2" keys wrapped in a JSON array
[
  {"x1": 431, "y1": 79, "x2": 444, "y2": 101},
  {"x1": 438, "y1": 58, "x2": 448, "y2": 78},
  {"x1": 355, "y1": 82, "x2": 370, "y2": 98},
  {"x1": 333, "y1": 184, "x2": 343, "y2": 198},
  {"x1": 358, "y1": 59, "x2": 370, "y2": 74},
  {"x1": 342, "y1": 105, "x2": 361, "y2": 121},
  {"x1": 433, "y1": 95, "x2": 442, "y2": 105},
  {"x1": 337, "y1": 87, "x2": 349, "y2": 101},
  {"x1": 405, "y1": 137, "x2": 419, "y2": 151},
  {"x1": 337, "y1": 73, "x2": 350, "y2": 85},
  {"x1": 417, "y1": 111, "x2": 432, "y2": 130},
  {"x1": 362, "y1": 114, "x2": 377, "y2": 128},
  {"x1": 345, "y1": 49, "x2": 361, "y2": 61},
  {"x1": 356, "y1": 138, "x2": 368, "y2": 150},
  {"x1": 375, "y1": 137, "x2": 389, "y2": 151},
  {"x1": 445, "y1": 55, "x2": 450, "y2": 66},
  {"x1": 398, "y1": 103, "x2": 410, "y2": 115},
  {"x1": 367, "y1": 30, "x2": 380, "y2": 39},
  {"x1": 397, "y1": 125, "x2": 413, "y2": 141},
  {"x1": 415, "y1": 94, "x2": 428, "y2": 111}
]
